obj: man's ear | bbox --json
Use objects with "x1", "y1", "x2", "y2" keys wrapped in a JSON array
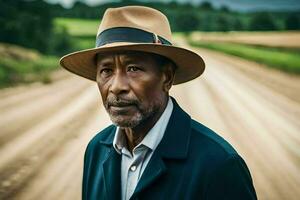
[{"x1": 162, "y1": 62, "x2": 175, "y2": 92}]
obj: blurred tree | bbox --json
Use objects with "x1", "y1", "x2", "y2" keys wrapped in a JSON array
[
  {"x1": 215, "y1": 15, "x2": 230, "y2": 31},
  {"x1": 220, "y1": 5, "x2": 231, "y2": 13},
  {"x1": 50, "y1": 25, "x2": 73, "y2": 55},
  {"x1": 72, "y1": 1, "x2": 93, "y2": 18},
  {"x1": 233, "y1": 18, "x2": 245, "y2": 30},
  {"x1": 248, "y1": 12, "x2": 278, "y2": 31},
  {"x1": 0, "y1": 0, "x2": 73, "y2": 55},
  {"x1": 197, "y1": 14, "x2": 214, "y2": 31},
  {"x1": 199, "y1": 1, "x2": 214, "y2": 11},
  {"x1": 173, "y1": 12, "x2": 200, "y2": 32},
  {"x1": 285, "y1": 13, "x2": 300, "y2": 30}
]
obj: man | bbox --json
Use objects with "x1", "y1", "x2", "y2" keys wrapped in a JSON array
[{"x1": 60, "y1": 6, "x2": 257, "y2": 200}]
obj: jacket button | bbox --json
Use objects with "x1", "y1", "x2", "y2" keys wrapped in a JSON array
[{"x1": 130, "y1": 165, "x2": 137, "y2": 171}]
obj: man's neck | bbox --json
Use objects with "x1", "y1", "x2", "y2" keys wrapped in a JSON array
[{"x1": 123, "y1": 97, "x2": 169, "y2": 153}]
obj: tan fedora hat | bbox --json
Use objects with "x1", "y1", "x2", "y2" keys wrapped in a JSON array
[{"x1": 59, "y1": 6, "x2": 205, "y2": 85}]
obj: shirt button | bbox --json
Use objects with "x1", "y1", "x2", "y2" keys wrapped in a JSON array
[{"x1": 130, "y1": 165, "x2": 137, "y2": 172}]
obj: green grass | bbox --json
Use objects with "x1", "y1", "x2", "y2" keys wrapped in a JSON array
[
  {"x1": 71, "y1": 35, "x2": 96, "y2": 50},
  {"x1": 0, "y1": 18, "x2": 98, "y2": 88},
  {"x1": 0, "y1": 17, "x2": 100, "y2": 88},
  {"x1": 54, "y1": 17, "x2": 99, "y2": 36},
  {"x1": 0, "y1": 42, "x2": 61, "y2": 87},
  {"x1": 54, "y1": 18, "x2": 99, "y2": 50},
  {"x1": 189, "y1": 40, "x2": 300, "y2": 74},
  {"x1": 0, "y1": 56, "x2": 59, "y2": 88}
]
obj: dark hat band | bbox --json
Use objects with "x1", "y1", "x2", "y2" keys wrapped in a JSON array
[{"x1": 96, "y1": 27, "x2": 172, "y2": 47}]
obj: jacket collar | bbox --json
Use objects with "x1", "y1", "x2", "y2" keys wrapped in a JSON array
[{"x1": 101, "y1": 149, "x2": 121, "y2": 200}]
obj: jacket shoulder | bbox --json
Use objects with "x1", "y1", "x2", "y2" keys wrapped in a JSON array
[
  {"x1": 190, "y1": 119, "x2": 238, "y2": 156},
  {"x1": 190, "y1": 120, "x2": 258, "y2": 199}
]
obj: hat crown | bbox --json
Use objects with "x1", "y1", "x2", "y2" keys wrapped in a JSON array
[{"x1": 97, "y1": 6, "x2": 172, "y2": 43}]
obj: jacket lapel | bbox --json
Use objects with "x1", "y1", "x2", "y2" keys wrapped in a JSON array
[
  {"x1": 99, "y1": 127, "x2": 122, "y2": 200},
  {"x1": 130, "y1": 152, "x2": 167, "y2": 199},
  {"x1": 102, "y1": 149, "x2": 121, "y2": 200},
  {"x1": 130, "y1": 97, "x2": 192, "y2": 199}
]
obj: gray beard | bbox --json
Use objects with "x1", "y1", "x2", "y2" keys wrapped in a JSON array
[{"x1": 107, "y1": 103, "x2": 160, "y2": 128}]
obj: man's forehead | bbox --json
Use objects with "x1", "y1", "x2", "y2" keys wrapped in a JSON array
[{"x1": 96, "y1": 51, "x2": 154, "y2": 62}]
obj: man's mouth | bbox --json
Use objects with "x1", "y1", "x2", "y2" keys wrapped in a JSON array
[
  {"x1": 109, "y1": 102, "x2": 134, "y2": 107},
  {"x1": 106, "y1": 96, "x2": 139, "y2": 114},
  {"x1": 109, "y1": 104, "x2": 136, "y2": 113}
]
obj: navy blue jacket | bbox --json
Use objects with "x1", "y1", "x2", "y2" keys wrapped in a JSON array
[{"x1": 82, "y1": 98, "x2": 257, "y2": 200}]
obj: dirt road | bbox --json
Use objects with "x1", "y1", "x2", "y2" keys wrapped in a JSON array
[{"x1": 0, "y1": 43, "x2": 299, "y2": 199}]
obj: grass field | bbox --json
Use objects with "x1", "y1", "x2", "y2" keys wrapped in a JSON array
[
  {"x1": 55, "y1": 18, "x2": 98, "y2": 51},
  {"x1": 0, "y1": 43, "x2": 58, "y2": 88},
  {"x1": 54, "y1": 18, "x2": 99, "y2": 36},
  {"x1": 189, "y1": 40, "x2": 300, "y2": 74},
  {"x1": 0, "y1": 18, "x2": 98, "y2": 88}
]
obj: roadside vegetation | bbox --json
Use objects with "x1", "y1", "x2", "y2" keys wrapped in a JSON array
[
  {"x1": 0, "y1": 43, "x2": 58, "y2": 88},
  {"x1": 188, "y1": 39, "x2": 300, "y2": 74},
  {"x1": 0, "y1": 17, "x2": 98, "y2": 88},
  {"x1": 54, "y1": 18, "x2": 98, "y2": 50}
]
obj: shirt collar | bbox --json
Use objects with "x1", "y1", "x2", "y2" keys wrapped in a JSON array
[{"x1": 113, "y1": 97, "x2": 173, "y2": 154}]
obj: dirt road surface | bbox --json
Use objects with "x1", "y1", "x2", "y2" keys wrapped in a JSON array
[{"x1": 0, "y1": 41, "x2": 299, "y2": 199}]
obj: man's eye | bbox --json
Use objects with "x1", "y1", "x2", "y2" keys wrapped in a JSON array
[
  {"x1": 100, "y1": 68, "x2": 112, "y2": 74},
  {"x1": 127, "y1": 66, "x2": 141, "y2": 72}
]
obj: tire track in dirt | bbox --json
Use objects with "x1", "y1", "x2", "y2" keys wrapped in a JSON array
[
  {"x1": 198, "y1": 48, "x2": 300, "y2": 159},
  {"x1": 0, "y1": 78, "x2": 91, "y2": 147},
  {"x1": 0, "y1": 84, "x2": 98, "y2": 170},
  {"x1": 12, "y1": 103, "x2": 111, "y2": 200},
  {"x1": 0, "y1": 80, "x2": 101, "y2": 199},
  {"x1": 0, "y1": 70, "x2": 73, "y2": 112}
]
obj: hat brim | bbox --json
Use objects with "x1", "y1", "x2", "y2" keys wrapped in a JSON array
[{"x1": 59, "y1": 42, "x2": 205, "y2": 85}]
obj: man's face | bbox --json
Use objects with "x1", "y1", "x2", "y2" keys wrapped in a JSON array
[{"x1": 96, "y1": 51, "x2": 172, "y2": 128}]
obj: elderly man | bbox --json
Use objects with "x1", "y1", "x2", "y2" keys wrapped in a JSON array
[{"x1": 60, "y1": 6, "x2": 257, "y2": 200}]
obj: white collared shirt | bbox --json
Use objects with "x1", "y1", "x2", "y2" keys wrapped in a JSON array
[{"x1": 113, "y1": 97, "x2": 173, "y2": 200}]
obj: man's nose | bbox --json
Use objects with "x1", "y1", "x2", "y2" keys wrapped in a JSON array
[{"x1": 109, "y1": 71, "x2": 129, "y2": 95}]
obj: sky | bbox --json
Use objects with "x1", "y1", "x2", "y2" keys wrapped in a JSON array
[{"x1": 46, "y1": 0, "x2": 300, "y2": 11}]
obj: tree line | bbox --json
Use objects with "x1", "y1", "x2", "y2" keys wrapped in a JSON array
[{"x1": 0, "y1": 0, "x2": 72, "y2": 55}]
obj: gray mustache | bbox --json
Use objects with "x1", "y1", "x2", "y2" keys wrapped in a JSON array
[{"x1": 106, "y1": 96, "x2": 139, "y2": 107}]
